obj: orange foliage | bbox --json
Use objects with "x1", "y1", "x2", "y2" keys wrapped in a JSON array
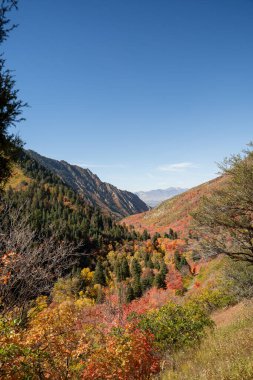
[
  {"x1": 166, "y1": 269, "x2": 184, "y2": 291},
  {"x1": 122, "y1": 176, "x2": 226, "y2": 236},
  {"x1": 82, "y1": 326, "x2": 160, "y2": 380}
]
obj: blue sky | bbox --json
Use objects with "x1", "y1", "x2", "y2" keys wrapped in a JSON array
[{"x1": 5, "y1": 0, "x2": 253, "y2": 191}]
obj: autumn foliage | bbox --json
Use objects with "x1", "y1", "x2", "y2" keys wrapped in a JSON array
[
  {"x1": 0, "y1": 224, "x2": 222, "y2": 379},
  {"x1": 82, "y1": 326, "x2": 159, "y2": 380}
]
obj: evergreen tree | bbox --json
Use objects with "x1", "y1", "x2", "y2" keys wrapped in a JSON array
[
  {"x1": 153, "y1": 260, "x2": 160, "y2": 270},
  {"x1": 0, "y1": 1, "x2": 26, "y2": 186},
  {"x1": 96, "y1": 285, "x2": 105, "y2": 304},
  {"x1": 169, "y1": 228, "x2": 174, "y2": 238},
  {"x1": 121, "y1": 257, "x2": 130, "y2": 279},
  {"x1": 131, "y1": 258, "x2": 142, "y2": 277},
  {"x1": 132, "y1": 276, "x2": 142, "y2": 298},
  {"x1": 126, "y1": 284, "x2": 134, "y2": 303},
  {"x1": 160, "y1": 261, "x2": 168, "y2": 276},
  {"x1": 141, "y1": 271, "x2": 154, "y2": 292},
  {"x1": 152, "y1": 232, "x2": 161, "y2": 246},
  {"x1": 174, "y1": 252, "x2": 187, "y2": 271},
  {"x1": 130, "y1": 258, "x2": 142, "y2": 298},
  {"x1": 141, "y1": 229, "x2": 150, "y2": 241},
  {"x1": 146, "y1": 258, "x2": 154, "y2": 269},
  {"x1": 93, "y1": 261, "x2": 106, "y2": 286},
  {"x1": 154, "y1": 272, "x2": 166, "y2": 289},
  {"x1": 3, "y1": 151, "x2": 138, "y2": 248},
  {"x1": 143, "y1": 251, "x2": 149, "y2": 267},
  {"x1": 115, "y1": 257, "x2": 130, "y2": 282}
]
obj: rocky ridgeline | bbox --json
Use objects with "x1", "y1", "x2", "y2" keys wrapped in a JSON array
[{"x1": 27, "y1": 150, "x2": 148, "y2": 218}]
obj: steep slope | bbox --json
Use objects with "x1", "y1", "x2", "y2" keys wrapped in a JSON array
[
  {"x1": 26, "y1": 150, "x2": 148, "y2": 218},
  {"x1": 136, "y1": 187, "x2": 188, "y2": 207},
  {"x1": 162, "y1": 301, "x2": 253, "y2": 380},
  {"x1": 122, "y1": 176, "x2": 225, "y2": 235},
  {"x1": 4, "y1": 153, "x2": 138, "y2": 248}
]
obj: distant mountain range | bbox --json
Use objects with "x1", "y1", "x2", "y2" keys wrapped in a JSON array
[
  {"x1": 136, "y1": 187, "x2": 188, "y2": 207},
  {"x1": 26, "y1": 150, "x2": 149, "y2": 218}
]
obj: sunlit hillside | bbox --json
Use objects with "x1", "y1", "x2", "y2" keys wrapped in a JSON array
[
  {"x1": 160, "y1": 300, "x2": 253, "y2": 380},
  {"x1": 122, "y1": 176, "x2": 226, "y2": 236},
  {"x1": 5, "y1": 165, "x2": 32, "y2": 190}
]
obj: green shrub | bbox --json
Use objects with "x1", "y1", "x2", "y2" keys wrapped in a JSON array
[
  {"x1": 188, "y1": 287, "x2": 234, "y2": 313},
  {"x1": 138, "y1": 301, "x2": 213, "y2": 353},
  {"x1": 161, "y1": 301, "x2": 253, "y2": 380}
]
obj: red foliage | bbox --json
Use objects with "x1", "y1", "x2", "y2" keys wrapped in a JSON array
[
  {"x1": 166, "y1": 269, "x2": 183, "y2": 291},
  {"x1": 82, "y1": 326, "x2": 160, "y2": 380}
]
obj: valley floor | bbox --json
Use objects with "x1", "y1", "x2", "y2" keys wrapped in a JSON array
[{"x1": 159, "y1": 300, "x2": 253, "y2": 380}]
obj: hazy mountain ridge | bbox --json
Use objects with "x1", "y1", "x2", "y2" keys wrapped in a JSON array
[
  {"x1": 26, "y1": 150, "x2": 149, "y2": 218},
  {"x1": 136, "y1": 187, "x2": 188, "y2": 207}
]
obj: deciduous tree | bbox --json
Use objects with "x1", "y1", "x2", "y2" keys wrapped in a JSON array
[{"x1": 193, "y1": 144, "x2": 253, "y2": 263}]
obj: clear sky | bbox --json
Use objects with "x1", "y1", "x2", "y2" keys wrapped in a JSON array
[{"x1": 5, "y1": 0, "x2": 253, "y2": 192}]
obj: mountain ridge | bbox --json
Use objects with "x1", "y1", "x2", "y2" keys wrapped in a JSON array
[
  {"x1": 26, "y1": 150, "x2": 149, "y2": 218},
  {"x1": 122, "y1": 176, "x2": 225, "y2": 235},
  {"x1": 136, "y1": 187, "x2": 188, "y2": 207}
]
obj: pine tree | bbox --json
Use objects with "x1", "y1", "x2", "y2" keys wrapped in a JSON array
[
  {"x1": 146, "y1": 258, "x2": 154, "y2": 269},
  {"x1": 0, "y1": 1, "x2": 26, "y2": 186},
  {"x1": 152, "y1": 232, "x2": 161, "y2": 246},
  {"x1": 141, "y1": 271, "x2": 154, "y2": 292},
  {"x1": 115, "y1": 257, "x2": 130, "y2": 282},
  {"x1": 153, "y1": 260, "x2": 160, "y2": 270},
  {"x1": 132, "y1": 276, "x2": 142, "y2": 298},
  {"x1": 126, "y1": 284, "x2": 134, "y2": 303},
  {"x1": 154, "y1": 272, "x2": 166, "y2": 289},
  {"x1": 131, "y1": 258, "x2": 142, "y2": 277},
  {"x1": 142, "y1": 229, "x2": 150, "y2": 241},
  {"x1": 93, "y1": 261, "x2": 106, "y2": 286},
  {"x1": 160, "y1": 261, "x2": 168, "y2": 276},
  {"x1": 121, "y1": 257, "x2": 130, "y2": 280},
  {"x1": 174, "y1": 252, "x2": 187, "y2": 271}
]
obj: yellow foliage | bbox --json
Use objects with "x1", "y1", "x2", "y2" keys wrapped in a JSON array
[
  {"x1": 75, "y1": 296, "x2": 94, "y2": 308},
  {"x1": 80, "y1": 267, "x2": 94, "y2": 285},
  {"x1": 52, "y1": 276, "x2": 82, "y2": 303},
  {"x1": 5, "y1": 166, "x2": 32, "y2": 189},
  {"x1": 107, "y1": 250, "x2": 116, "y2": 266},
  {"x1": 27, "y1": 296, "x2": 48, "y2": 319}
]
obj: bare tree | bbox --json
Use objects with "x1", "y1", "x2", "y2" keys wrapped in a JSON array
[{"x1": 0, "y1": 201, "x2": 80, "y2": 313}]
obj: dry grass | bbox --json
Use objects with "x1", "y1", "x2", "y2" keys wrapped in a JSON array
[{"x1": 160, "y1": 300, "x2": 253, "y2": 380}]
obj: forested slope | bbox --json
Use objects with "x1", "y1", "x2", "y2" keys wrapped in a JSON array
[{"x1": 26, "y1": 150, "x2": 149, "y2": 218}]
